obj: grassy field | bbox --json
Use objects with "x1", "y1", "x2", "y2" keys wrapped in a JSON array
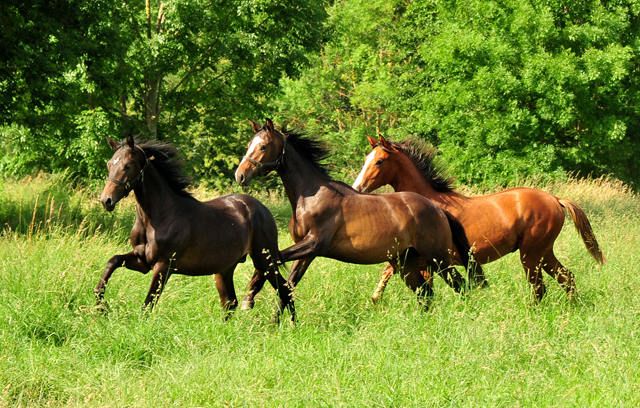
[{"x1": 1, "y1": 174, "x2": 639, "y2": 407}]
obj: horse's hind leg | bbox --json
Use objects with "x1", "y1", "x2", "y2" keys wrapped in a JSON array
[
  {"x1": 520, "y1": 252, "x2": 546, "y2": 302},
  {"x1": 371, "y1": 264, "x2": 396, "y2": 305},
  {"x1": 241, "y1": 269, "x2": 267, "y2": 310},
  {"x1": 398, "y1": 254, "x2": 434, "y2": 311},
  {"x1": 541, "y1": 248, "x2": 577, "y2": 301},
  {"x1": 435, "y1": 265, "x2": 466, "y2": 293},
  {"x1": 247, "y1": 245, "x2": 298, "y2": 322},
  {"x1": 214, "y1": 266, "x2": 239, "y2": 319}
]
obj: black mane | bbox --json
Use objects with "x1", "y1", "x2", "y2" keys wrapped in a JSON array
[
  {"x1": 388, "y1": 138, "x2": 456, "y2": 192},
  {"x1": 280, "y1": 129, "x2": 330, "y2": 176},
  {"x1": 117, "y1": 139, "x2": 195, "y2": 199}
]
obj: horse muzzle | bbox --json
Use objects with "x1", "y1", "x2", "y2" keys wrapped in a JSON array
[
  {"x1": 235, "y1": 163, "x2": 254, "y2": 186},
  {"x1": 101, "y1": 195, "x2": 118, "y2": 212},
  {"x1": 352, "y1": 182, "x2": 371, "y2": 193},
  {"x1": 100, "y1": 187, "x2": 124, "y2": 212}
]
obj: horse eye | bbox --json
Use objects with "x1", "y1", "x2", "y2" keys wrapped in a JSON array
[
  {"x1": 124, "y1": 164, "x2": 131, "y2": 170},
  {"x1": 260, "y1": 145, "x2": 267, "y2": 151},
  {"x1": 375, "y1": 160, "x2": 383, "y2": 165}
]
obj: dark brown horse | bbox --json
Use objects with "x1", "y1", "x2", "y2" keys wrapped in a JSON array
[
  {"x1": 96, "y1": 135, "x2": 292, "y2": 316},
  {"x1": 235, "y1": 119, "x2": 482, "y2": 318},
  {"x1": 353, "y1": 135, "x2": 606, "y2": 301}
]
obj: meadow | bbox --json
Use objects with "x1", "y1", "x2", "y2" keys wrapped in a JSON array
[{"x1": 0, "y1": 174, "x2": 639, "y2": 407}]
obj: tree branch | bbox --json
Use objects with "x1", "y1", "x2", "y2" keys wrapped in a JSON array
[
  {"x1": 155, "y1": 3, "x2": 165, "y2": 34},
  {"x1": 165, "y1": 9, "x2": 234, "y2": 96}
]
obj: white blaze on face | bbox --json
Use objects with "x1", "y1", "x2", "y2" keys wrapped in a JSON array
[
  {"x1": 113, "y1": 157, "x2": 120, "y2": 165},
  {"x1": 236, "y1": 134, "x2": 265, "y2": 180},
  {"x1": 352, "y1": 150, "x2": 376, "y2": 189}
]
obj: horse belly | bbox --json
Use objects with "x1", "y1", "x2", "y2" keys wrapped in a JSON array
[
  {"x1": 172, "y1": 240, "x2": 246, "y2": 276},
  {"x1": 328, "y1": 224, "x2": 411, "y2": 264},
  {"x1": 166, "y1": 219, "x2": 249, "y2": 276}
]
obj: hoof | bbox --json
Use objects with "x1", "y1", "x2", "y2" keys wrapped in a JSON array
[
  {"x1": 371, "y1": 291, "x2": 383, "y2": 305},
  {"x1": 240, "y1": 299, "x2": 255, "y2": 311},
  {"x1": 94, "y1": 302, "x2": 109, "y2": 315}
]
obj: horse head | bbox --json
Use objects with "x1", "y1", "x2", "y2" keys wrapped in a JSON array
[
  {"x1": 352, "y1": 135, "x2": 398, "y2": 193},
  {"x1": 235, "y1": 118, "x2": 286, "y2": 186},
  {"x1": 100, "y1": 134, "x2": 148, "y2": 211}
]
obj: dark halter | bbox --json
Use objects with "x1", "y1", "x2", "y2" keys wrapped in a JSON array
[
  {"x1": 108, "y1": 148, "x2": 150, "y2": 197},
  {"x1": 243, "y1": 136, "x2": 287, "y2": 176}
]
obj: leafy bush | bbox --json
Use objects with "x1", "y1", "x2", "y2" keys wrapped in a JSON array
[{"x1": 275, "y1": 0, "x2": 640, "y2": 188}]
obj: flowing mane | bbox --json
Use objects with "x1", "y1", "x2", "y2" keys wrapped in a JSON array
[
  {"x1": 280, "y1": 129, "x2": 330, "y2": 176},
  {"x1": 117, "y1": 138, "x2": 195, "y2": 199},
  {"x1": 389, "y1": 138, "x2": 456, "y2": 192}
]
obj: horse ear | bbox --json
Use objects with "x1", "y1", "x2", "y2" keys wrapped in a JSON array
[
  {"x1": 106, "y1": 136, "x2": 119, "y2": 151},
  {"x1": 265, "y1": 118, "x2": 275, "y2": 132},
  {"x1": 126, "y1": 133, "x2": 135, "y2": 149},
  {"x1": 366, "y1": 135, "x2": 378, "y2": 148},
  {"x1": 379, "y1": 135, "x2": 391, "y2": 150},
  {"x1": 248, "y1": 119, "x2": 261, "y2": 133}
]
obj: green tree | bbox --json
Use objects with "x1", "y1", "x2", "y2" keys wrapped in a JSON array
[
  {"x1": 276, "y1": 0, "x2": 640, "y2": 187},
  {"x1": 1, "y1": 0, "x2": 327, "y2": 184}
]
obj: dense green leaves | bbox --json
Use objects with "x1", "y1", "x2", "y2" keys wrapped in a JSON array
[
  {"x1": 2, "y1": 0, "x2": 639, "y2": 187},
  {"x1": 0, "y1": 0, "x2": 327, "y2": 185},
  {"x1": 277, "y1": 0, "x2": 640, "y2": 187}
]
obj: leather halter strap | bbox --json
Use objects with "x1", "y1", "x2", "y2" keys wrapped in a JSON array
[
  {"x1": 107, "y1": 148, "x2": 149, "y2": 197},
  {"x1": 243, "y1": 136, "x2": 287, "y2": 176}
]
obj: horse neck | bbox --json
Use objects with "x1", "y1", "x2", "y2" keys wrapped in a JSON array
[
  {"x1": 133, "y1": 164, "x2": 180, "y2": 220},
  {"x1": 277, "y1": 146, "x2": 328, "y2": 209},
  {"x1": 389, "y1": 155, "x2": 465, "y2": 204}
]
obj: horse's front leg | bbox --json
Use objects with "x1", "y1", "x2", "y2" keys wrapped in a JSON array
[
  {"x1": 95, "y1": 252, "x2": 150, "y2": 305},
  {"x1": 280, "y1": 234, "x2": 326, "y2": 263},
  {"x1": 143, "y1": 261, "x2": 171, "y2": 311}
]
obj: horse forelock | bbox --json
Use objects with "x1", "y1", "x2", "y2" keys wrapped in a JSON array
[{"x1": 389, "y1": 138, "x2": 456, "y2": 193}]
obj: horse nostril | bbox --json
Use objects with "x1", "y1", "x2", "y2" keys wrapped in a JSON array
[
  {"x1": 239, "y1": 174, "x2": 245, "y2": 184},
  {"x1": 105, "y1": 197, "x2": 112, "y2": 208}
]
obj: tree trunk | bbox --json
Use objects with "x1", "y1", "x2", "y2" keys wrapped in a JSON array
[{"x1": 144, "y1": 73, "x2": 162, "y2": 138}]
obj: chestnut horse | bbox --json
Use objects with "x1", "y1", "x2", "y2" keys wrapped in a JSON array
[
  {"x1": 353, "y1": 135, "x2": 605, "y2": 301},
  {"x1": 235, "y1": 119, "x2": 482, "y2": 319},
  {"x1": 96, "y1": 135, "x2": 292, "y2": 316}
]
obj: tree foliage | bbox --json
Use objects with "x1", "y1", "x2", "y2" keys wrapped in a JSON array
[
  {"x1": 3, "y1": 0, "x2": 640, "y2": 188},
  {"x1": 1, "y1": 0, "x2": 327, "y2": 185},
  {"x1": 275, "y1": 0, "x2": 640, "y2": 187}
]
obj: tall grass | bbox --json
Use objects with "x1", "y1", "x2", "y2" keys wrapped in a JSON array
[{"x1": 0, "y1": 175, "x2": 639, "y2": 406}]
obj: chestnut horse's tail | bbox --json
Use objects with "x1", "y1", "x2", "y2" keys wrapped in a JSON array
[
  {"x1": 444, "y1": 210, "x2": 485, "y2": 286},
  {"x1": 558, "y1": 198, "x2": 606, "y2": 264}
]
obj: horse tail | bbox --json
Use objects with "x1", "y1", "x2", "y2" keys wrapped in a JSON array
[
  {"x1": 444, "y1": 210, "x2": 484, "y2": 285},
  {"x1": 558, "y1": 198, "x2": 606, "y2": 264}
]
